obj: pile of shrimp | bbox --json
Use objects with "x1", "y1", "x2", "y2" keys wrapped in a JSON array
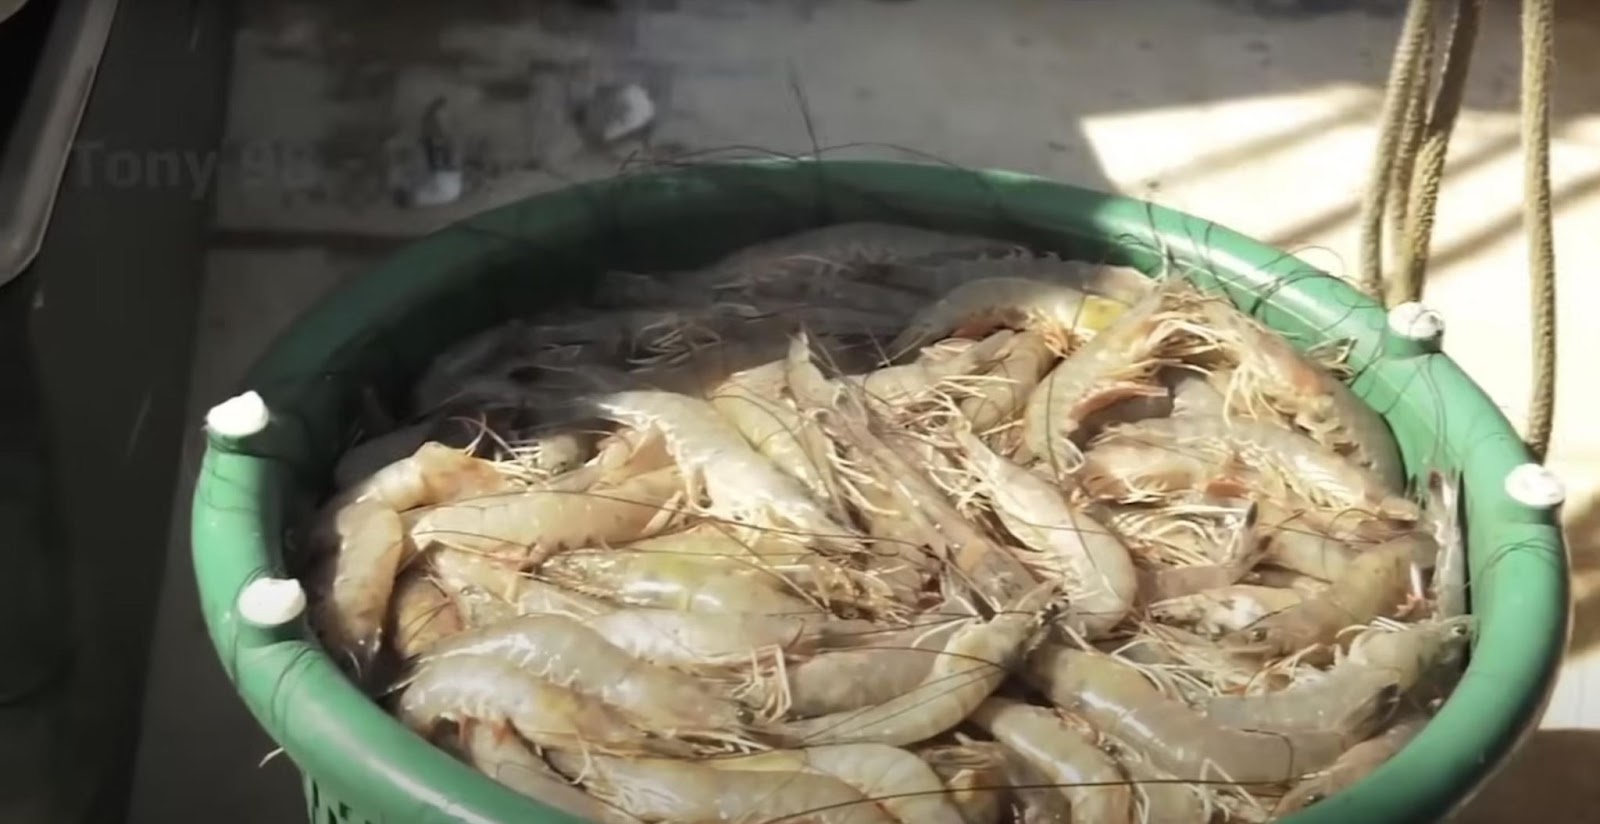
[{"x1": 299, "y1": 223, "x2": 1473, "y2": 824}]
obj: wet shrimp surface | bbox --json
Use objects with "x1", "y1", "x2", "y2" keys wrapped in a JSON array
[{"x1": 301, "y1": 223, "x2": 1472, "y2": 824}]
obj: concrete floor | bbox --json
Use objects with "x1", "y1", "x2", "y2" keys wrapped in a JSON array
[{"x1": 128, "y1": 0, "x2": 1600, "y2": 821}]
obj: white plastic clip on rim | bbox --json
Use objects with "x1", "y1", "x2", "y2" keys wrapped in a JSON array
[
  {"x1": 238, "y1": 577, "x2": 307, "y2": 628},
  {"x1": 205, "y1": 390, "x2": 270, "y2": 438},
  {"x1": 1504, "y1": 462, "x2": 1566, "y2": 509},
  {"x1": 1387, "y1": 301, "x2": 1446, "y2": 342}
]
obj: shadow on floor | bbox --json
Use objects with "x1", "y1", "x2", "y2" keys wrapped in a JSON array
[{"x1": 1453, "y1": 729, "x2": 1600, "y2": 823}]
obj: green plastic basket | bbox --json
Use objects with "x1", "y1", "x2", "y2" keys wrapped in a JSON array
[{"x1": 191, "y1": 160, "x2": 1567, "y2": 824}]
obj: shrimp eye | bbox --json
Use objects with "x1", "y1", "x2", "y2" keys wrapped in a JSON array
[
  {"x1": 1304, "y1": 792, "x2": 1327, "y2": 805},
  {"x1": 1247, "y1": 628, "x2": 1270, "y2": 643},
  {"x1": 1449, "y1": 623, "x2": 1471, "y2": 638}
]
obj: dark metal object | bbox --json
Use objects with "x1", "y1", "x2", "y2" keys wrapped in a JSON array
[{"x1": 0, "y1": 0, "x2": 119, "y2": 287}]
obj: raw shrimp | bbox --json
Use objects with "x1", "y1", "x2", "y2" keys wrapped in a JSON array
[
  {"x1": 386, "y1": 569, "x2": 464, "y2": 660},
  {"x1": 515, "y1": 577, "x2": 865, "y2": 670},
  {"x1": 1423, "y1": 469, "x2": 1468, "y2": 619},
  {"x1": 880, "y1": 252, "x2": 1154, "y2": 305},
  {"x1": 418, "y1": 614, "x2": 750, "y2": 739},
  {"x1": 776, "y1": 618, "x2": 966, "y2": 718},
  {"x1": 706, "y1": 744, "x2": 968, "y2": 824},
  {"x1": 1097, "y1": 415, "x2": 1418, "y2": 521},
  {"x1": 405, "y1": 466, "x2": 682, "y2": 566},
  {"x1": 774, "y1": 585, "x2": 1056, "y2": 747},
  {"x1": 1024, "y1": 643, "x2": 1346, "y2": 785},
  {"x1": 540, "y1": 549, "x2": 822, "y2": 616},
  {"x1": 958, "y1": 331, "x2": 1058, "y2": 434},
  {"x1": 1021, "y1": 281, "x2": 1212, "y2": 477},
  {"x1": 955, "y1": 428, "x2": 1136, "y2": 638},
  {"x1": 1222, "y1": 534, "x2": 1428, "y2": 657},
  {"x1": 1195, "y1": 298, "x2": 1405, "y2": 489},
  {"x1": 1203, "y1": 617, "x2": 1472, "y2": 736},
  {"x1": 546, "y1": 750, "x2": 898, "y2": 824},
  {"x1": 458, "y1": 723, "x2": 643, "y2": 824},
  {"x1": 1151, "y1": 584, "x2": 1305, "y2": 636},
  {"x1": 848, "y1": 330, "x2": 1014, "y2": 411},
  {"x1": 971, "y1": 697, "x2": 1133, "y2": 824},
  {"x1": 918, "y1": 740, "x2": 1010, "y2": 824},
  {"x1": 1256, "y1": 500, "x2": 1373, "y2": 582},
  {"x1": 1275, "y1": 714, "x2": 1428, "y2": 814},
  {"x1": 709, "y1": 359, "x2": 842, "y2": 506},
  {"x1": 595, "y1": 389, "x2": 853, "y2": 537},
  {"x1": 889, "y1": 277, "x2": 1128, "y2": 357},
  {"x1": 311, "y1": 499, "x2": 410, "y2": 669},
  {"x1": 786, "y1": 333, "x2": 1038, "y2": 609},
  {"x1": 396, "y1": 654, "x2": 690, "y2": 757},
  {"x1": 1107, "y1": 741, "x2": 1209, "y2": 824}
]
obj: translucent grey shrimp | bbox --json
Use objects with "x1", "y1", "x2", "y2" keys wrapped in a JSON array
[
  {"x1": 417, "y1": 614, "x2": 750, "y2": 740},
  {"x1": 516, "y1": 578, "x2": 863, "y2": 669},
  {"x1": 955, "y1": 428, "x2": 1136, "y2": 638},
  {"x1": 1098, "y1": 415, "x2": 1418, "y2": 521},
  {"x1": 710, "y1": 359, "x2": 844, "y2": 506},
  {"x1": 774, "y1": 585, "x2": 1056, "y2": 747},
  {"x1": 1276, "y1": 714, "x2": 1428, "y2": 814},
  {"x1": 707, "y1": 744, "x2": 968, "y2": 824},
  {"x1": 546, "y1": 750, "x2": 899, "y2": 824},
  {"x1": 775, "y1": 618, "x2": 966, "y2": 718},
  {"x1": 918, "y1": 740, "x2": 1010, "y2": 824},
  {"x1": 1193, "y1": 297, "x2": 1405, "y2": 489},
  {"x1": 595, "y1": 389, "x2": 853, "y2": 537},
  {"x1": 1021, "y1": 281, "x2": 1212, "y2": 476},
  {"x1": 958, "y1": 330, "x2": 1058, "y2": 434},
  {"x1": 1203, "y1": 617, "x2": 1473, "y2": 737},
  {"x1": 786, "y1": 333, "x2": 1038, "y2": 609},
  {"x1": 971, "y1": 698, "x2": 1133, "y2": 824},
  {"x1": 1150, "y1": 584, "x2": 1306, "y2": 637},
  {"x1": 1222, "y1": 534, "x2": 1429, "y2": 657},
  {"x1": 889, "y1": 277, "x2": 1128, "y2": 356},
  {"x1": 1024, "y1": 643, "x2": 1346, "y2": 785},
  {"x1": 848, "y1": 329, "x2": 1015, "y2": 411},
  {"x1": 396, "y1": 654, "x2": 691, "y2": 757},
  {"x1": 458, "y1": 723, "x2": 643, "y2": 824},
  {"x1": 1423, "y1": 469, "x2": 1468, "y2": 618},
  {"x1": 404, "y1": 465, "x2": 682, "y2": 567}
]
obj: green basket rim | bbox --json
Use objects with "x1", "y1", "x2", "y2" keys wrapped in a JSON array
[{"x1": 191, "y1": 159, "x2": 1567, "y2": 824}]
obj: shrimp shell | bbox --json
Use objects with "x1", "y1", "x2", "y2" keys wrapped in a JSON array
[
  {"x1": 1222, "y1": 534, "x2": 1426, "y2": 657},
  {"x1": 1275, "y1": 714, "x2": 1428, "y2": 814},
  {"x1": 956, "y1": 428, "x2": 1136, "y2": 638},
  {"x1": 971, "y1": 698, "x2": 1133, "y2": 824},
  {"x1": 516, "y1": 579, "x2": 852, "y2": 668},
  {"x1": 1024, "y1": 643, "x2": 1346, "y2": 785},
  {"x1": 1150, "y1": 584, "x2": 1305, "y2": 636},
  {"x1": 548, "y1": 751, "x2": 899, "y2": 824},
  {"x1": 707, "y1": 744, "x2": 968, "y2": 824},
  {"x1": 1022, "y1": 282, "x2": 1204, "y2": 476},
  {"x1": 458, "y1": 723, "x2": 643, "y2": 824},
  {"x1": 774, "y1": 585, "x2": 1055, "y2": 747},
  {"x1": 1203, "y1": 618, "x2": 1472, "y2": 736},
  {"x1": 958, "y1": 330, "x2": 1058, "y2": 434},
  {"x1": 778, "y1": 618, "x2": 966, "y2": 718},
  {"x1": 418, "y1": 614, "x2": 749, "y2": 737},
  {"x1": 918, "y1": 741, "x2": 1010, "y2": 824},
  {"x1": 386, "y1": 569, "x2": 464, "y2": 660},
  {"x1": 890, "y1": 277, "x2": 1128, "y2": 356},
  {"x1": 596, "y1": 389, "x2": 851, "y2": 537},
  {"x1": 405, "y1": 466, "x2": 682, "y2": 565},
  {"x1": 396, "y1": 655, "x2": 690, "y2": 757},
  {"x1": 710, "y1": 359, "x2": 843, "y2": 506}
]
